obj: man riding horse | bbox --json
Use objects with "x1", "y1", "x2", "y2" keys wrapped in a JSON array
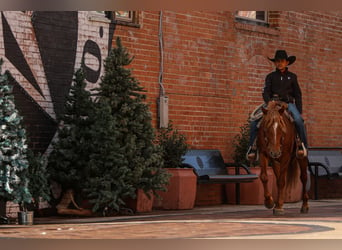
[{"x1": 247, "y1": 50, "x2": 308, "y2": 162}]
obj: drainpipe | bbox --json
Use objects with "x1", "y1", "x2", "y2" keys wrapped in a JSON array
[{"x1": 158, "y1": 10, "x2": 169, "y2": 128}]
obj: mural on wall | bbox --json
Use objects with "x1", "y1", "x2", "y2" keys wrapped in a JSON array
[{"x1": 0, "y1": 11, "x2": 115, "y2": 153}]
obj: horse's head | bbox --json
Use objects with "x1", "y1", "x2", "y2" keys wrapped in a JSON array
[{"x1": 260, "y1": 101, "x2": 287, "y2": 159}]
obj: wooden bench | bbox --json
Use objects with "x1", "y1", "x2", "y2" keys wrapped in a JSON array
[
  {"x1": 308, "y1": 147, "x2": 342, "y2": 199},
  {"x1": 182, "y1": 149, "x2": 258, "y2": 204}
]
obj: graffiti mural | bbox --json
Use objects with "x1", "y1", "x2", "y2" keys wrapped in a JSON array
[{"x1": 0, "y1": 11, "x2": 115, "y2": 153}]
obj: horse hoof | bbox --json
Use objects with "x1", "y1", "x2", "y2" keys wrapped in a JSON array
[
  {"x1": 264, "y1": 199, "x2": 275, "y2": 209},
  {"x1": 300, "y1": 207, "x2": 309, "y2": 214},
  {"x1": 273, "y1": 208, "x2": 285, "y2": 215}
]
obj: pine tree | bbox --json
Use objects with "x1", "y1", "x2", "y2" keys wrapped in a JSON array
[
  {"x1": 86, "y1": 37, "x2": 170, "y2": 212},
  {"x1": 26, "y1": 150, "x2": 50, "y2": 210},
  {"x1": 82, "y1": 98, "x2": 135, "y2": 212},
  {"x1": 0, "y1": 59, "x2": 32, "y2": 210},
  {"x1": 47, "y1": 68, "x2": 94, "y2": 196},
  {"x1": 232, "y1": 119, "x2": 252, "y2": 166},
  {"x1": 156, "y1": 121, "x2": 188, "y2": 168}
]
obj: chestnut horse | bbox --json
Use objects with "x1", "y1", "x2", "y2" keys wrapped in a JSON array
[{"x1": 257, "y1": 100, "x2": 309, "y2": 215}]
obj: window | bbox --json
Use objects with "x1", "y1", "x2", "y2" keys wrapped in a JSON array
[
  {"x1": 88, "y1": 11, "x2": 111, "y2": 23},
  {"x1": 105, "y1": 11, "x2": 139, "y2": 27},
  {"x1": 88, "y1": 11, "x2": 139, "y2": 27},
  {"x1": 235, "y1": 11, "x2": 268, "y2": 26}
]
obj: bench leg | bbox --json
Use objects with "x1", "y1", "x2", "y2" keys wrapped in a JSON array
[
  {"x1": 314, "y1": 166, "x2": 319, "y2": 200},
  {"x1": 235, "y1": 183, "x2": 240, "y2": 205}
]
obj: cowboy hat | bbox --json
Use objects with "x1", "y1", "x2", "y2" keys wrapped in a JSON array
[{"x1": 268, "y1": 50, "x2": 296, "y2": 65}]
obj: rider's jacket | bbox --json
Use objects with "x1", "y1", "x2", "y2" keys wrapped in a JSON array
[{"x1": 262, "y1": 67, "x2": 302, "y2": 114}]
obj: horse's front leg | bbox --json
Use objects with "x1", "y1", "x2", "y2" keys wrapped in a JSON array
[
  {"x1": 273, "y1": 159, "x2": 289, "y2": 215},
  {"x1": 259, "y1": 153, "x2": 274, "y2": 209},
  {"x1": 298, "y1": 157, "x2": 309, "y2": 213}
]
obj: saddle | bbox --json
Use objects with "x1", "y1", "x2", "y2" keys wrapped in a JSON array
[
  {"x1": 249, "y1": 102, "x2": 294, "y2": 125},
  {"x1": 248, "y1": 101, "x2": 306, "y2": 159}
]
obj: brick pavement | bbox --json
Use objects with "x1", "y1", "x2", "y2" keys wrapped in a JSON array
[{"x1": 0, "y1": 199, "x2": 341, "y2": 239}]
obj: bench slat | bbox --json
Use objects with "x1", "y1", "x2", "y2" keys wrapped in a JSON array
[{"x1": 198, "y1": 174, "x2": 258, "y2": 184}]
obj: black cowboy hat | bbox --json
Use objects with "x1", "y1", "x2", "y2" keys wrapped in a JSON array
[{"x1": 268, "y1": 50, "x2": 296, "y2": 65}]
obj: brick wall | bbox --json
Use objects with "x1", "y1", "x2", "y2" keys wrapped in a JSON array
[
  {"x1": 0, "y1": 11, "x2": 113, "y2": 153},
  {"x1": 114, "y1": 11, "x2": 342, "y2": 162}
]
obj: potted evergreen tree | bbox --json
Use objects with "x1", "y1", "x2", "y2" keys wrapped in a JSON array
[
  {"x1": 0, "y1": 59, "x2": 32, "y2": 224},
  {"x1": 49, "y1": 38, "x2": 170, "y2": 215},
  {"x1": 154, "y1": 122, "x2": 197, "y2": 210},
  {"x1": 88, "y1": 37, "x2": 170, "y2": 214}
]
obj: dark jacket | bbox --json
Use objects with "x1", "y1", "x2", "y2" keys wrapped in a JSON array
[{"x1": 262, "y1": 68, "x2": 302, "y2": 114}]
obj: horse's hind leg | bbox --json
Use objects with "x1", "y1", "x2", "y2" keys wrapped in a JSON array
[
  {"x1": 259, "y1": 155, "x2": 274, "y2": 209},
  {"x1": 298, "y1": 157, "x2": 309, "y2": 213}
]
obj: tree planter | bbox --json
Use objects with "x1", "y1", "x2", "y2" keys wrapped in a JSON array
[
  {"x1": 125, "y1": 189, "x2": 154, "y2": 213},
  {"x1": 225, "y1": 166, "x2": 274, "y2": 205},
  {"x1": 17, "y1": 211, "x2": 34, "y2": 225},
  {"x1": 154, "y1": 168, "x2": 197, "y2": 210}
]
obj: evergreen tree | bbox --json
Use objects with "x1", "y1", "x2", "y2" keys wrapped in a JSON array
[
  {"x1": 232, "y1": 119, "x2": 252, "y2": 166},
  {"x1": 26, "y1": 150, "x2": 50, "y2": 210},
  {"x1": 82, "y1": 98, "x2": 135, "y2": 212},
  {"x1": 156, "y1": 121, "x2": 188, "y2": 168},
  {"x1": 0, "y1": 59, "x2": 31, "y2": 210},
  {"x1": 87, "y1": 37, "x2": 169, "y2": 212},
  {"x1": 47, "y1": 68, "x2": 94, "y2": 196}
]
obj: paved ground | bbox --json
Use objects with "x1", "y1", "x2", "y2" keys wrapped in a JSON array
[{"x1": 0, "y1": 199, "x2": 341, "y2": 239}]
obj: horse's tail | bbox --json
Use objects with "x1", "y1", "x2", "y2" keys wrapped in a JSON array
[{"x1": 286, "y1": 156, "x2": 300, "y2": 188}]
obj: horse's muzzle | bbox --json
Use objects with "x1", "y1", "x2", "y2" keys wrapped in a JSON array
[{"x1": 269, "y1": 150, "x2": 281, "y2": 159}]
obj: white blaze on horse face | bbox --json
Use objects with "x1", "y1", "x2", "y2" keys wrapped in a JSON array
[{"x1": 273, "y1": 121, "x2": 278, "y2": 144}]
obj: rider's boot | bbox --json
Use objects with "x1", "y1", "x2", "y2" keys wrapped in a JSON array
[
  {"x1": 246, "y1": 143, "x2": 258, "y2": 162},
  {"x1": 296, "y1": 137, "x2": 307, "y2": 159}
]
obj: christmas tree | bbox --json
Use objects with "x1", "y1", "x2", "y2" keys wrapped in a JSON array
[
  {"x1": 82, "y1": 97, "x2": 135, "y2": 213},
  {"x1": 47, "y1": 68, "x2": 94, "y2": 197},
  {"x1": 86, "y1": 37, "x2": 170, "y2": 213},
  {"x1": 0, "y1": 58, "x2": 32, "y2": 211},
  {"x1": 47, "y1": 38, "x2": 170, "y2": 215},
  {"x1": 26, "y1": 150, "x2": 50, "y2": 210}
]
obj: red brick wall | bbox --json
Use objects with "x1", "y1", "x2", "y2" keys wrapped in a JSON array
[{"x1": 114, "y1": 11, "x2": 342, "y2": 162}]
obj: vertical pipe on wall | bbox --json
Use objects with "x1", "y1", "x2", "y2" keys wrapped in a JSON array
[
  {"x1": 158, "y1": 10, "x2": 165, "y2": 96},
  {"x1": 158, "y1": 10, "x2": 169, "y2": 128}
]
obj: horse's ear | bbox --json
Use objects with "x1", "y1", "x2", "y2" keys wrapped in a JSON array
[{"x1": 262, "y1": 106, "x2": 268, "y2": 114}]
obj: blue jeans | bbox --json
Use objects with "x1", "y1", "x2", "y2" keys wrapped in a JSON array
[{"x1": 249, "y1": 103, "x2": 308, "y2": 148}]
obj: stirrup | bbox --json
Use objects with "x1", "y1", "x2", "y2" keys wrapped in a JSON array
[
  {"x1": 296, "y1": 142, "x2": 307, "y2": 159},
  {"x1": 246, "y1": 146, "x2": 259, "y2": 162}
]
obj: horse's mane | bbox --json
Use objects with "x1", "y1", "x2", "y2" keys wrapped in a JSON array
[{"x1": 262, "y1": 101, "x2": 287, "y2": 132}]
